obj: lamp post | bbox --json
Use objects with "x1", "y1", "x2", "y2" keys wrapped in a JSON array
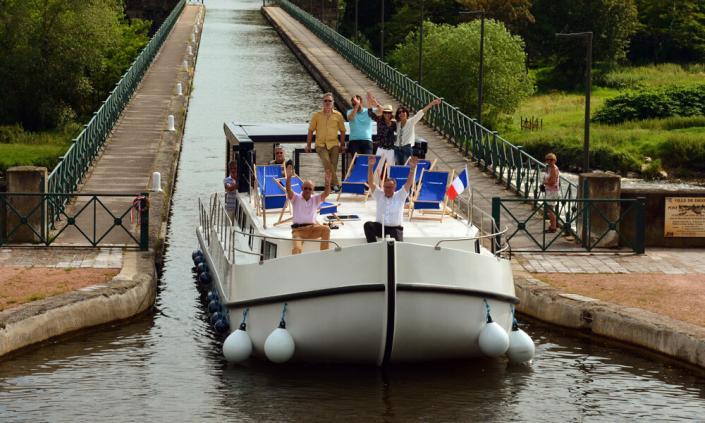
[
  {"x1": 556, "y1": 31, "x2": 593, "y2": 172},
  {"x1": 460, "y1": 10, "x2": 486, "y2": 126},
  {"x1": 353, "y1": 0, "x2": 358, "y2": 41},
  {"x1": 380, "y1": 0, "x2": 385, "y2": 59},
  {"x1": 418, "y1": 0, "x2": 424, "y2": 85}
]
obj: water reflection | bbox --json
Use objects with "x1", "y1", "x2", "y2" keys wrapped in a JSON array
[{"x1": 0, "y1": 0, "x2": 704, "y2": 421}]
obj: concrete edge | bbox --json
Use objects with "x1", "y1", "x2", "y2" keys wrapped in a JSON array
[
  {"x1": 0, "y1": 251, "x2": 156, "y2": 358},
  {"x1": 514, "y1": 269, "x2": 705, "y2": 369}
]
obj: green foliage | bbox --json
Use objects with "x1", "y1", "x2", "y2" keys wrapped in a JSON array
[
  {"x1": 659, "y1": 135, "x2": 705, "y2": 173},
  {"x1": 631, "y1": 0, "x2": 705, "y2": 63},
  {"x1": 0, "y1": 144, "x2": 70, "y2": 175},
  {"x1": 0, "y1": 0, "x2": 149, "y2": 131},
  {"x1": 598, "y1": 64, "x2": 705, "y2": 90},
  {"x1": 593, "y1": 85, "x2": 705, "y2": 124},
  {"x1": 389, "y1": 19, "x2": 534, "y2": 127}
]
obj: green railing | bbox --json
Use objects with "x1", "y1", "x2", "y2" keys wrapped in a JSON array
[
  {"x1": 492, "y1": 197, "x2": 645, "y2": 253},
  {"x1": 274, "y1": 0, "x2": 577, "y2": 205},
  {"x1": 0, "y1": 193, "x2": 149, "y2": 250},
  {"x1": 47, "y1": 0, "x2": 187, "y2": 221}
]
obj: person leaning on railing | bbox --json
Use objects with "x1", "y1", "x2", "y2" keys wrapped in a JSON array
[
  {"x1": 394, "y1": 98, "x2": 441, "y2": 165},
  {"x1": 223, "y1": 160, "x2": 239, "y2": 224},
  {"x1": 306, "y1": 92, "x2": 346, "y2": 192},
  {"x1": 542, "y1": 153, "x2": 560, "y2": 233},
  {"x1": 285, "y1": 163, "x2": 332, "y2": 255}
]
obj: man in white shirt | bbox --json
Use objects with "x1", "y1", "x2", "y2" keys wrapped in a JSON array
[{"x1": 364, "y1": 155, "x2": 417, "y2": 242}]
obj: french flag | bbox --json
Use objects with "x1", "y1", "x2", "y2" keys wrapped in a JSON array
[{"x1": 447, "y1": 167, "x2": 469, "y2": 200}]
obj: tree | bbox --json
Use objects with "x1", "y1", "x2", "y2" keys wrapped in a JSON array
[
  {"x1": 630, "y1": 0, "x2": 705, "y2": 63},
  {"x1": 0, "y1": 0, "x2": 149, "y2": 131},
  {"x1": 456, "y1": 0, "x2": 534, "y2": 33},
  {"x1": 389, "y1": 19, "x2": 534, "y2": 126}
]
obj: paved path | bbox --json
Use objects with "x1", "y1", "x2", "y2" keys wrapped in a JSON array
[
  {"x1": 57, "y1": 5, "x2": 203, "y2": 246},
  {"x1": 264, "y1": 6, "x2": 578, "y2": 252}
]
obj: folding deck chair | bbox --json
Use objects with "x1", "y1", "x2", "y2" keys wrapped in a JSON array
[
  {"x1": 274, "y1": 175, "x2": 341, "y2": 226},
  {"x1": 337, "y1": 154, "x2": 385, "y2": 201},
  {"x1": 254, "y1": 164, "x2": 286, "y2": 215},
  {"x1": 408, "y1": 169, "x2": 453, "y2": 221},
  {"x1": 385, "y1": 164, "x2": 411, "y2": 192},
  {"x1": 405, "y1": 158, "x2": 437, "y2": 185}
]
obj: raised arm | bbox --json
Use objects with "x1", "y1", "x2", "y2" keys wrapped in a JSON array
[
  {"x1": 404, "y1": 156, "x2": 418, "y2": 192},
  {"x1": 320, "y1": 169, "x2": 332, "y2": 201},
  {"x1": 421, "y1": 98, "x2": 442, "y2": 114},
  {"x1": 368, "y1": 155, "x2": 377, "y2": 193},
  {"x1": 285, "y1": 163, "x2": 295, "y2": 200}
]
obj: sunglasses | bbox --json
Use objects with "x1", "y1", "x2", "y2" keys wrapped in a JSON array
[{"x1": 323, "y1": 99, "x2": 333, "y2": 103}]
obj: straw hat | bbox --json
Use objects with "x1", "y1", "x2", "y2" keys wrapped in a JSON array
[{"x1": 382, "y1": 104, "x2": 394, "y2": 113}]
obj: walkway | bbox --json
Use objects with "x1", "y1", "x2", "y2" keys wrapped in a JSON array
[
  {"x1": 263, "y1": 6, "x2": 578, "y2": 252},
  {"x1": 57, "y1": 5, "x2": 203, "y2": 246}
]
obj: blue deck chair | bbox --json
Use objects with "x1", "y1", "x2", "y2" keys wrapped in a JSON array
[
  {"x1": 254, "y1": 164, "x2": 286, "y2": 215},
  {"x1": 405, "y1": 158, "x2": 437, "y2": 185},
  {"x1": 409, "y1": 169, "x2": 453, "y2": 221},
  {"x1": 385, "y1": 165, "x2": 411, "y2": 192},
  {"x1": 275, "y1": 176, "x2": 341, "y2": 225},
  {"x1": 337, "y1": 153, "x2": 384, "y2": 201}
]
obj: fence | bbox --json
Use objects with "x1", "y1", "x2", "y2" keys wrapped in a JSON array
[
  {"x1": 0, "y1": 193, "x2": 149, "y2": 250},
  {"x1": 47, "y1": 0, "x2": 187, "y2": 222},
  {"x1": 492, "y1": 197, "x2": 645, "y2": 253},
  {"x1": 273, "y1": 0, "x2": 577, "y2": 207}
]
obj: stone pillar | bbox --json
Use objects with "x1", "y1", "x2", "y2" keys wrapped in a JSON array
[
  {"x1": 577, "y1": 172, "x2": 621, "y2": 248},
  {"x1": 5, "y1": 166, "x2": 48, "y2": 243}
]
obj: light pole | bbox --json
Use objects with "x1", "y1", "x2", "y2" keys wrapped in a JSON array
[
  {"x1": 380, "y1": 0, "x2": 385, "y2": 59},
  {"x1": 354, "y1": 0, "x2": 358, "y2": 41},
  {"x1": 460, "y1": 10, "x2": 486, "y2": 126},
  {"x1": 418, "y1": 0, "x2": 425, "y2": 85},
  {"x1": 556, "y1": 31, "x2": 593, "y2": 172}
]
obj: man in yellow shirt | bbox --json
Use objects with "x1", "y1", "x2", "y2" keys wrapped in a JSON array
[{"x1": 306, "y1": 92, "x2": 346, "y2": 191}]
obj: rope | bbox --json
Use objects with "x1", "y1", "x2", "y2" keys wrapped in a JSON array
[
  {"x1": 278, "y1": 302, "x2": 288, "y2": 329},
  {"x1": 238, "y1": 308, "x2": 249, "y2": 330},
  {"x1": 483, "y1": 298, "x2": 493, "y2": 323}
]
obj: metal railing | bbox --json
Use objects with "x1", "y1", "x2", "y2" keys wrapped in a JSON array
[
  {"x1": 273, "y1": 0, "x2": 577, "y2": 207},
  {"x1": 47, "y1": 0, "x2": 187, "y2": 221},
  {"x1": 492, "y1": 197, "x2": 645, "y2": 253},
  {"x1": 0, "y1": 193, "x2": 149, "y2": 250}
]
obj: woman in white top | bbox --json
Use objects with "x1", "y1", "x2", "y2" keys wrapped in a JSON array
[
  {"x1": 394, "y1": 98, "x2": 442, "y2": 164},
  {"x1": 542, "y1": 153, "x2": 560, "y2": 233}
]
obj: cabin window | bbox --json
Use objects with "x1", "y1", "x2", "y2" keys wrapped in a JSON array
[
  {"x1": 248, "y1": 225, "x2": 254, "y2": 249},
  {"x1": 262, "y1": 240, "x2": 277, "y2": 260}
]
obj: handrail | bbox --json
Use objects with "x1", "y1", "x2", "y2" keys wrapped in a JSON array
[
  {"x1": 229, "y1": 226, "x2": 343, "y2": 251},
  {"x1": 433, "y1": 226, "x2": 509, "y2": 250},
  {"x1": 272, "y1": 0, "x2": 577, "y2": 205},
  {"x1": 47, "y1": 0, "x2": 187, "y2": 221}
]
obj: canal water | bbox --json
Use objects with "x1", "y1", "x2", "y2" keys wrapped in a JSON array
[{"x1": 1, "y1": 1, "x2": 704, "y2": 421}]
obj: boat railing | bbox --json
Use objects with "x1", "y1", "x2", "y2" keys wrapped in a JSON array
[{"x1": 434, "y1": 226, "x2": 510, "y2": 258}]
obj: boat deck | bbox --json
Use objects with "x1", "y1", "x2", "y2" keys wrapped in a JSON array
[{"x1": 243, "y1": 190, "x2": 478, "y2": 243}]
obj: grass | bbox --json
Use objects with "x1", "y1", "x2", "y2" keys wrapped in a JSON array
[
  {"x1": 500, "y1": 64, "x2": 705, "y2": 176},
  {"x1": 0, "y1": 124, "x2": 76, "y2": 175}
]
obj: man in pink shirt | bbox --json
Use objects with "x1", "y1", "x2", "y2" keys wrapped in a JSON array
[{"x1": 285, "y1": 164, "x2": 332, "y2": 254}]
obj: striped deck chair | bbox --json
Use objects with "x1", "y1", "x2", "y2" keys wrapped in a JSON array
[
  {"x1": 409, "y1": 169, "x2": 453, "y2": 222},
  {"x1": 337, "y1": 153, "x2": 384, "y2": 201},
  {"x1": 275, "y1": 176, "x2": 341, "y2": 225},
  {"x1": 254, "y1": 164, "x2": 285, "y2": 215}
]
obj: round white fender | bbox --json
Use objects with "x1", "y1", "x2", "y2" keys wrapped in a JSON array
[
  {"x1": 478, "y1": 321, "x2": 510, "y2": 357},
  {"x1": 507, "y1": 328, "x2": 535, "y2": 363},
  {"x1": 264, "y1": 327, "x2": 295, "y2": 363},
  {"x1": 223, "y1": 328, "x2": 252, "y2": 363}
]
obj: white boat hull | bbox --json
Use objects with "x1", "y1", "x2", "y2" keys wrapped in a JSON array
[{"x1": 196, "y1": 227, "x2": 516, "y2": 365}]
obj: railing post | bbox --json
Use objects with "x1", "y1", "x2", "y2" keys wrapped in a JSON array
[
  {"x1": 140, "y1": 192, "x2": 150, "y2": 251},
  {"x1": 635, "y1": 197, "x2": 646, "y2": 254},
  {"x1": 491, "y1": 197, "x2": 501, "y2": 254}
]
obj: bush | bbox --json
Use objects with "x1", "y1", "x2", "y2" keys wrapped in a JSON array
[
  {"x1": 518, "y1": 137, "x2": 641, "y2": 174},
  {"x1": 593, "y1": 85, "x2": 705, "y2": 124},
  {"x1": 659, "y1": 135, "x2": 705, "y2": 172}
]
